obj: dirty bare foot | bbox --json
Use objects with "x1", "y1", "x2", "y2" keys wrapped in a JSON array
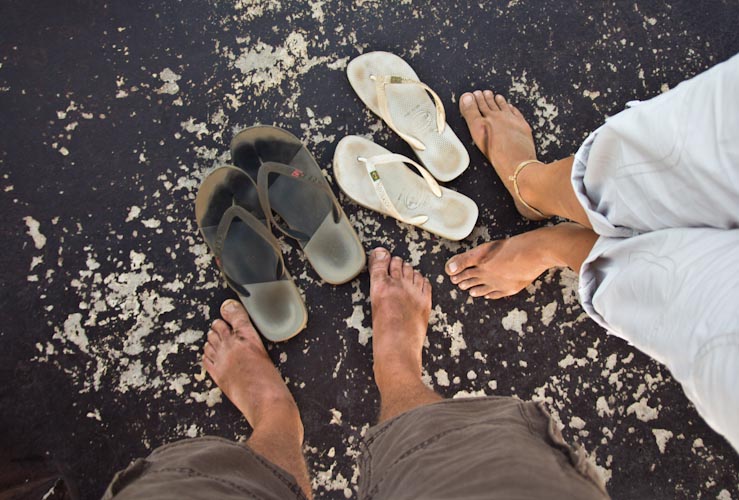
[
  {"x1": 369, "y1": 248, "x2": 432, "y2": 385},
  {"x1": 203, "y1": 299, "x2": 300, "y2": 433},
  {"x1": 203, "y1": 299, "x2": 312, "y2": 498},
  {"x1": 446, "y1": 223, "x2": 599, "y2": 299},
  {"x1": 459, "y1": 90, "x2": 547, "y2": 220},
  {"x1": 368, "y1": 248, "x2": 441, "y2": 421}
]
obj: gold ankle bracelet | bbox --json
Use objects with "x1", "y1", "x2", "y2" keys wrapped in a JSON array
[{"x1": 509, "y1": 159, "x2": 546, "y2": 219}]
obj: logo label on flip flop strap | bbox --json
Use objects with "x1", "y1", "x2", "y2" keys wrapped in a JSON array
[
  {"x1": 291, "y1": 168, "x2": 304, "y2": 178},
  {"x1": 370, "y1": 170, "x2": 380, "y2": 181}
]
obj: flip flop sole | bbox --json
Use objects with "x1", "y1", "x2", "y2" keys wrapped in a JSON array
[
  {"x1": 231, "y1": 126, "x2": 366, "y2": 285},
  {"x1": 334, "y1": 136, "x2": 478, "y2": 241},
  {"x1": 347, "y1": 51, "x2": 469, "y2": 182},
  {"x1": 196, "y1": 166, "x2": 307, "y2": 341}
]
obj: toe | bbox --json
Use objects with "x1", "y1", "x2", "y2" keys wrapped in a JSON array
[
  {"x1": 469, "y1": 284, "x2": 495, "y2": 298},
  {"x1": 483, "y1": 90, "x2": 497, "y2": 111},
  {"x1": 457, "y1": 277, "x2": 481, "y2": 291},
  {"x1": 485, "y1": 291, "x2": 505, "y2": 300},
  {"x1": 369, "y1": 247, "x2": 391, "y2": 281},
  {"x1": 459, "y1": 92, "x2": 482, "y2": 123},
  {"x1": 473, "y1": 90, "x2": 492, "y2": 115},
  {"x1": 220, "y1": 299, "x2": 257, "y2": 338},
  {"x1": 494, "y1": 94, "x2": 508, "y2": 110},
  {"x1": 413, "y1": 269, "x2": 423, "y2": 285},
  {"x1": 389, "y1": 256, "x2": 403, "y2": 279},
  {"x1": 449, "y1": 268, "x2": 477, "y2": 285},
  {"x1": 446, "y1": 243, "x2": 493, "y2": 276},
  {"x1": 211, "y1": 319, "x2": 231, "y2": 338},
  {"x1": 204, "y1": 341, "x2": 217, "y2": 362},
  {"x1": 203, "y1": 353, "x2": 215, "y2": 369},
  {"x1": 402, "y1": 261, "x2": 414, "y2": 280},
  {"x1": 423, "y1": 277, "x2": 432, "y2": 296},
  {"x1": 509, "y1": 103, "x2": 521, "y2": 116},
  {"x1": 207, "y1": 328, "x2": 222, "y2": 347}
]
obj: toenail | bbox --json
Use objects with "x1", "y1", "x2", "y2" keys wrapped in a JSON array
[
  {"x1": 448, "y1": 261, "x2": 458, "y2": 273},
  {"x1": 224, "y1": 300, "x2": 238, "y2": 312},
  {"x1": 373, "y1": 247, "x2": 388, "y2": 260},
  {"x1": 461, "y1": 94, "x2": 473, "y2": 105}
]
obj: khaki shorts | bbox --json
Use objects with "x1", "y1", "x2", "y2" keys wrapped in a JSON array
[{"x1": 104, "y1": 397, "x2": 608, "y2": 499}]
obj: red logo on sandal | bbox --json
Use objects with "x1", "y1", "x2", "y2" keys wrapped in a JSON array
[{"x1": 291, "y1": 169, "x2": 304, "y2": 178}]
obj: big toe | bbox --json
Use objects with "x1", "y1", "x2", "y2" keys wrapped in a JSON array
[
  {"x1": 459, "y1": 92, "x2": 482, "y2": 123},
  {"x1": 220, "y1": 299, "x2": 257, "y2": 339},
  {"x1": 446, "y1": 243, "x2": 491, "y2": 276},
  {"x1": 369, "y1": 247, "x2": 391, "y2": 281}
]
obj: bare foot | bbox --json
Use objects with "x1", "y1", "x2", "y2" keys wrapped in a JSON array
[
  {"x1": 459, "y1": 90, "x2": 547, "y2": 220},
  {"x1": 368, "y1": 248, "x2": 432, "y2": 390},
  {"x1": 203, "y1": 299, "x2": 300, "y2": 434},
  {"x1": 445, "y1": 231, "x2": 552, "y2": 299},
  {"x1": 446, "y1": 223, "x2": 599, "y2": 299}
]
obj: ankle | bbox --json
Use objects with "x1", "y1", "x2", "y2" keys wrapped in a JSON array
[
  {"x1": 514, "y1": 160, "x2": 550, "y2": 217},
  {"x1": 251, "y1": 404, "x2": 303, "y2": 440},
  {"x1": 373, "y1": 356, "x2": 423, "y2": 393},
  {"x1": 242, "y1": 391, "x2": 300, "y2": 427},
  {"x1": 378, "y1": 382, "x2": 442, "y2": 422}
]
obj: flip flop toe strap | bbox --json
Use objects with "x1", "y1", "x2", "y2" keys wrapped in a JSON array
[
  {"x1": 256, "y1": 161, "x2": 343, "y2": 242},
  {"x1": 370, "y1": 74, "x2": 446, "y2": 151},
  {"x1": 213, "y1": 204, "x2": 286, "y2": 296},
  {"x1": 357, "y1": 153, "x2": 441, "y2": 226}
]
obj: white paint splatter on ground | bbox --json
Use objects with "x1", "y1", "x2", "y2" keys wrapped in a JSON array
[
  {"x1": 156, "y1": 68, "x2": 181, "y2": 95},
  {"x1": 652, "y1": 429, "x2": 673, "y2": 454},
  {"x1": 435, "y1": 368, "x2": 450, "y2": 387},
  {"x1": 508, "y1": 71, "x2": 561, "y2": 155},
  {"x1": 627, "y1": 398, "x2": 659, "y2": 422},
  {"x1": 541, "y1": 300, "x2": 558, "y2": 326},
  {"x1": 345, "y1": 280, "x2": 371, "y2": 345},
  {"x1": 24, "y1": 216, "x2": 47, "y2": 249},
  {"x1": 501, "y1": 308, "x2": 527, "y2": 336}
]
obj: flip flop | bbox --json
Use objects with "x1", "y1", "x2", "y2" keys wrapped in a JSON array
[
  {"x1": 333, "y1": 136, "x2": 478, "y2": 241},
  {"x1": 230, "y1": 126, "x2": 366, "y2": 285},
  {"x1": 347, "y1": 51, "x2": 469, "y2": 182},
  {"x1": 195, "y1": 166, "x2": 307, "y2": 342}
]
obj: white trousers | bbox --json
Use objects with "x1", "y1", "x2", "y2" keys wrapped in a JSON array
[{"x1": 572, "y1": 53, "x2": 739, "y2": 451}]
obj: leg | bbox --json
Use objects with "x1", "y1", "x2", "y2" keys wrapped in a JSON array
[
  {"x1": 447, "y1": 90, "x2": 597, "y2": 299},
  {"x1": 367, "y1": 248, "x2": 441, "y2": 421},
  {"x1": 449, "y1": 54, "x2": 739, "y2": 299},
  {"x1": 573, "y1": 53, "x2": 739, "y2": 234},
  {"x1": 579, "y1": 228, "x2": 739, "y2": 451},
  {"x1": 446, "y1": 222, "x2": 599, "y2": 299},
  {"x1": 103, "y1": 301, "x2": 311, "y2": 500},
  {"x1": 358, "y1": 250, "x2": 609, "y2": 499},
  {"x1": 458, "y1": 90, "x2": 590, "y2": 225},
  {"x1": 204, "y1": 300, "x2": 312, "y2": 498}
]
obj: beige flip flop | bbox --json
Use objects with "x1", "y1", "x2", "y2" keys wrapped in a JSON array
[
  {"x1": 333, "y1": 136, "x2": 478, "y2": 241},
  {"x1": 347, "y1": 51, "x2": 469, "y2": 182}
]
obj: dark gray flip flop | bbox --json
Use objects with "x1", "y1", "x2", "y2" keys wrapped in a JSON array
[
  {"x1": 230, "y1": 126, "x2": 365, "y2": 285},
  {"x1": 195, "y1": 166, "x2": 307, "y2": 342}
]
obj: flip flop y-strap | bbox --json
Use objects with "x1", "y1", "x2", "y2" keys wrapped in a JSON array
[
  {"x1": 357, "y1": 153, "x2": 442, "y2": 226},
  {"x1": 370, "y1": 74, "x2": 446, "y2": 151},
  {"x1": 256, "y1": 161, "x2": 342, "y2": 242},
  {"x1": 213, "y1": 204, "x2": 286, "y2": 296}
]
